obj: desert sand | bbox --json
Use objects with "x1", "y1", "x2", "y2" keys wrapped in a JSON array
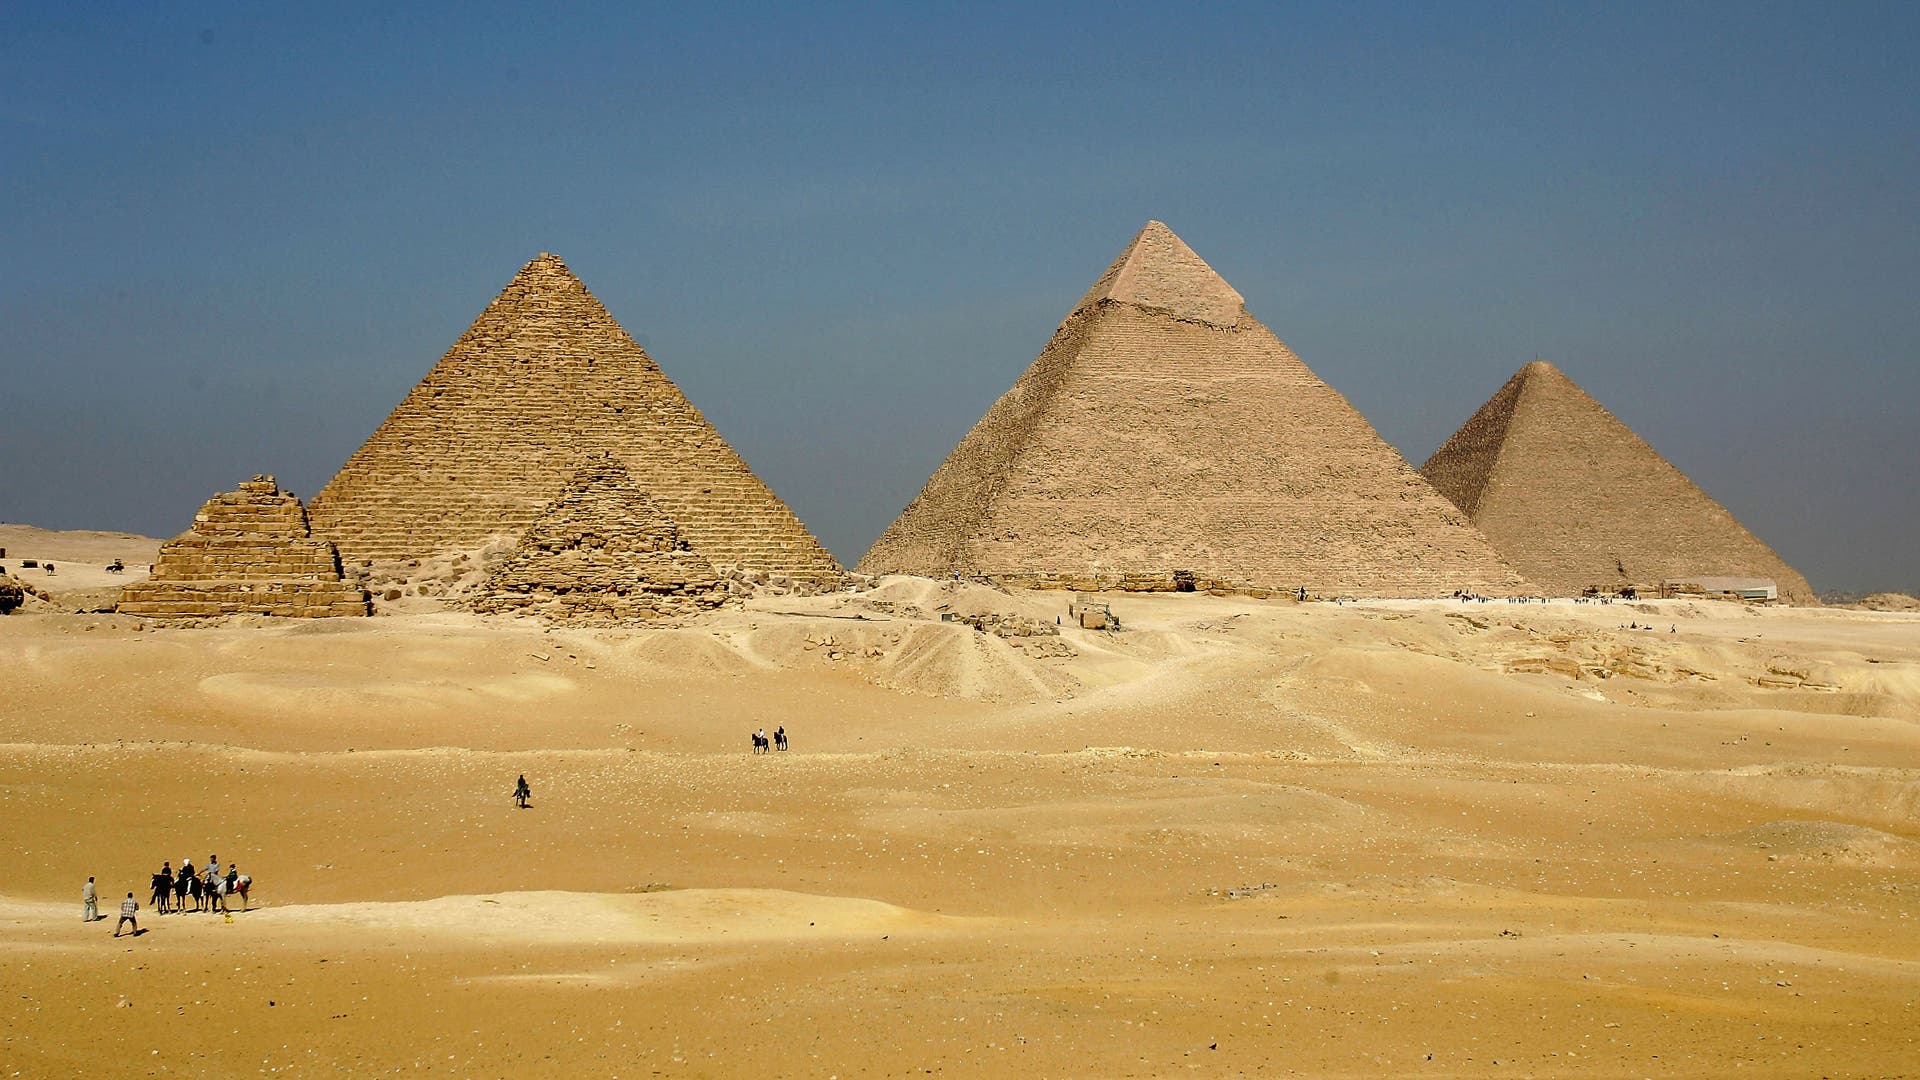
[{"x1": 2, "y1": 530, "x2": 1917, "y2": 1076}]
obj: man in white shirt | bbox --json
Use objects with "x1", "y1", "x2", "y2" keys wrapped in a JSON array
[{"x1": 82, "y1": 877, "x2": 97, "y2": 922}]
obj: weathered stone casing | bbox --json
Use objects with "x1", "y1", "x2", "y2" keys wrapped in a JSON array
[
  {"x1": 474, "y1": 456, "x2": 726, "y2": 625},
  {"x1": 307, "y1": 253, "x2": 840, "y2": 580},
  {"x1": 116, "y1": 476, "x2": 372, "y2": 619},
  {"x1": 1420, "y1": 361, "x2": 1815, "y2": 602},
  {"x1": 858, "y1": 222, "x2": 1532, "y2": 598}
]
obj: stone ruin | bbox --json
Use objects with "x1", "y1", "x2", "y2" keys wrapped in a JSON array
[
  {"x1": 858, "y1": 221, "x2": 1532, "y2": 599},
  {"x1": 116, "y1": 476, "x2": 372, "y2": 620},
  {"x1": 472, "y1": 456, "x2": 726, "y2": 625}
]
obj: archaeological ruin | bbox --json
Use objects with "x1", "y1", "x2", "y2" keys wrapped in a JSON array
[
  {"x1": 1420, "y1": 360, "x2": 1815, "y2": 602},
  {"x1": 306, "y1": 253, "x2": 840, "y2": 582},
  {"x1": 473, "y1": 455, "x2": 726, "y2": 625},
  {"x1": 857, "y1": 221, "x2": 1532, "y2": 597},
  {"x1": 116, "y1": 476, "x2": 372, "y2": 619}
]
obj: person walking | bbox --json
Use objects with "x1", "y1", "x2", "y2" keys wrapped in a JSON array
[
  {"x1": 113, "y1": 893, "x2": 138, "y2": 937},
  {"x1": 82, "y1": 876, "x2": 97, "y2": 922}
]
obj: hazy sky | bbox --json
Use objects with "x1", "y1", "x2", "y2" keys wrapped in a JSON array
[{"x1": 3, "y1": 2, "x2": 1915, "y2": 593}]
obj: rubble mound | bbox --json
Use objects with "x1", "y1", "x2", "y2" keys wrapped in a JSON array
[
  {"x1": 473, "y1": 456, "x2": 726, "y2": 625},
  {"x1": 1855, "y1": 593, "x2": 1920, "y2": 612}
]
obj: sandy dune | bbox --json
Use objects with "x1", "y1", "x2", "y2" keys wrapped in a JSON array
[{"x1": 1, "y1": 559, "x2": 1916, "y2": 1075}]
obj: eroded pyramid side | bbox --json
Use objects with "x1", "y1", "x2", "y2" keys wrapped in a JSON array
[
  {"x1": 1420, "y1": 361, "x2": 1815, "y2": 601},
  {"x1": 308, "y1": 253, "x2": 840, "y2": 581}
]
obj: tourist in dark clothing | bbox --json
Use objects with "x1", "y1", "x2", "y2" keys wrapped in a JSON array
[
  {"x1": 514, "y1": 774, "x2": 531, "y2": 808},
  {"x1": 152, "y1": 864, "x2": 172, "y2": 914}
]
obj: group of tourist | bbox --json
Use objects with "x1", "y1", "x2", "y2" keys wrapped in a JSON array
[{"x1": 86, "y1": 854, "x2": 252, "y2": 937}]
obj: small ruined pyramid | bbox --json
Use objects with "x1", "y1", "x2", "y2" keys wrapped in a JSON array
[
  {"x1": 474, "y1": 456, "x2": 725, "y2": 624},
  {"x1": 118, "y1": 476, "x2": 371, "y2": 619},
  {"x1": 858, "y1": 222, "x2": 1531, "y2": 597},
  {"x1": 1421, "y1": 361, "x2": 1815, "y2": 601},
  {"x1": 307, "y1": 253, "x2": 840, "y2": 579}
]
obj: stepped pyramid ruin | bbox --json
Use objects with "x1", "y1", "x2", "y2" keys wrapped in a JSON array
[
  {"x1": 1420, "y1": 361, "x2": 1814, "y2": 601},
  {"x1": 307, "y1": 253, "x2": 840, "y2": 580},
  {"x1": 117, "y1": 476, "x2": 371, "y2": 618},
  {"x1": 858, "y1": 222, "x2": 1531, "y2": 597},
  {"x1": 474, "y1": 456, "x2": 725, "y2": 624}
]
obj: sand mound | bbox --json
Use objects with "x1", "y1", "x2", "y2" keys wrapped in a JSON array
[
  {"x1": 1855, "y1": 592, "x2": 1920, "y2": 612},
  {"x1": 199, "y1": 669, "x2": 578, "y2": 714},
  {"x1": 847, "y1": 575, "x2": 1067, "y2": 622},
  {"x1": 1731, "y1": 820, "x2": 1920, "y2": 866},
  {"x1": 738, "y1": 618, "x2": 1080, "y2": 702},
  {"x1": 617, "y1": 629, "x2": 761, "y2": 676},
  {"x1": 255, "y1": 888, "x2": 971, "y2": 945}
]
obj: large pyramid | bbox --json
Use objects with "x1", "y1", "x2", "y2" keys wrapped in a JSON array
[
  {"x1": 857, "y1": 222, "x2": 1531, "y2": 597},
  {"x1": 307, "y1": 254, "x2": 840, "y2": 579},
  {"x1": 1420, "y1": 361, "x2": 1814, "y2": 601}
]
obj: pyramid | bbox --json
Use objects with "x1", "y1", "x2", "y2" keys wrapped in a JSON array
[
  {"x1": 117, "y1": 475, "x2": 371, "y2": 619},
  {"x1": 473, "y1": 456, "x2": 726, "y2": 625},
  {"x1": 857, "y1": 222, "x2": 1531, "y2": 597},
  {"x1": 1420, "y1": 361, "x2": 1815, "y2": 601},
  {"x1": 307, "y1": 253, "x2": 840, "y2": 580}
]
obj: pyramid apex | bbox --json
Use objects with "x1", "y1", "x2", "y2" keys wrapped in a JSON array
[
  {"x1": 1074, "y1": 221, "x2": 1248, "y2": 328},
  {"x1": 1521, "y1": 359, "x2": 1560, "y2": 376}
]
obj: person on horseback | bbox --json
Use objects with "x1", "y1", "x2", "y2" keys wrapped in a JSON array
[{"x1": 514, "y1": 774, "x2": 532, "y2": 808}]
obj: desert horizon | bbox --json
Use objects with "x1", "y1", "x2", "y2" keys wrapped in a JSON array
[{"x1": 3, "y1": 522, "x2": 1916, "y2": 1075}]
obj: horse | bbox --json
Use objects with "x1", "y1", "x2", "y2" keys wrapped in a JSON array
[
  {"x1": 774, "y1": 727, "x2": 788, "y2": 752},
  {"x1": 751, "y1": 731, "x2": 770, "y2": 754}
]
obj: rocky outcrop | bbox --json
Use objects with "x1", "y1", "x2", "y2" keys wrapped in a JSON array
[
  {"x1": 116, "y1": 476, "x2": 371, "y2": 619},
  {"x1": 473, "y1": 457, "x2": 726, "y2": 625}
]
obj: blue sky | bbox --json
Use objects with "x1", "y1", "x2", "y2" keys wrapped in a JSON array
[{"x1": 3, "y1": 2, "x2": 1915, "y2": 592}]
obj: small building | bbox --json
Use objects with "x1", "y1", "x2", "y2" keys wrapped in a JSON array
[
  {"x1": 1666, "y1": 576, "x2": 1778, "y2": 602},
  {"x1": 1069, "y1": 593, "x2": 1114, "y2": 629}
]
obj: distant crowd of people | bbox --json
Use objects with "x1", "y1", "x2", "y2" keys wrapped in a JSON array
[{"x1": 87, "y1": 854, "x2": 252, "y2": 937}]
